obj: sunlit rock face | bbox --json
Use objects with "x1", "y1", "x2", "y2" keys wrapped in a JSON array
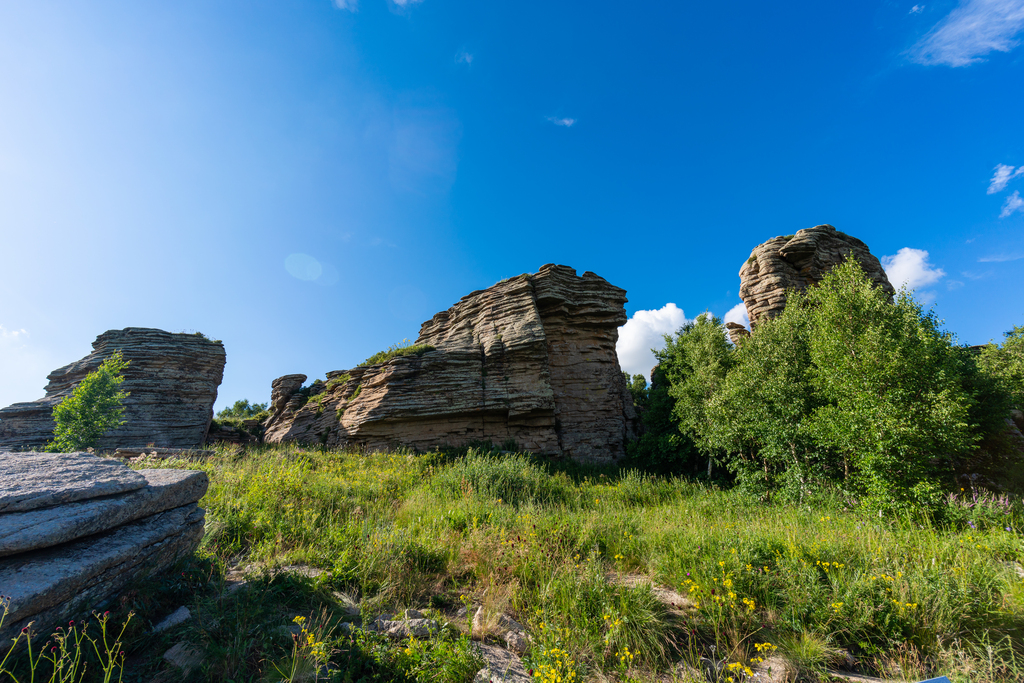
[
  {"x1": 732, "y1": 224, "x2": 895, "y2": 343},
  {"x1": 0, "y1": 451, "x2": 207, "y2": 647},
  {"x1": 0, "y1": 328, "x2": 225, "y2": 449},
  {"x1": 264, "y1": 264, "x2": 637, "y2": 463}
]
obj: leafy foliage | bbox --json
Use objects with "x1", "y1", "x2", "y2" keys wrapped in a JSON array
[
  {"x1": 623, "y1": 367, "x2": 699, "y2": 475},
  {"x1": 658, "y1": 260, "x2": 1014, "y2": 510},
  {"x1": 216, "y1": 398, "x2": 269, "y2": 420},
  {"x1": 978, "y1": 325, "x2": 1024, "y2": 409},
  {"x1": 47, "y1": 351, "x2": 130, "y2": 452}
]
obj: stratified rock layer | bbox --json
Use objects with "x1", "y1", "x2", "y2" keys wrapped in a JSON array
[
  {"x1": 737, "y1": 224, "x2": 894, "y2": 335},
  {"x1": 0, "y1": 452, "x2": 207, "y2": 646},
  {"x1": 264, "y1": 265, "x2": 636, "y2": 463},
  {"x1": 0, "y1": 328, "x2": 225, "y2": 449}
]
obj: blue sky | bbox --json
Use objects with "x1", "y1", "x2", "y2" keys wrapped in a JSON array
[{"x1": 1, "y1": 0, "x2": 1022, "y2": 410}]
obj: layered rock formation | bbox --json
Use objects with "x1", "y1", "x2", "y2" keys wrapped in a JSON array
[
  {"x1": 732, "y1": 224, "x2": 894, "y2": 343},
  {"x1": 0, "y1": 451, "x2": 207, "y2": 645},
  {"x1": 0, "y1": 328, "x2": 225, "y2": 449},
  {"x1": 264, "y1": 264, "x2": 636, "y2": 463}
]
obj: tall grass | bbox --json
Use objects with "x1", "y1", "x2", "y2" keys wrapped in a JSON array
[{"x1": 114, "y1": 444, "x2": 1024, "y2": 682}]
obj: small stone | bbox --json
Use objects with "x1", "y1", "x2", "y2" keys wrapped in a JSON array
[
  {"x1": 163, "y1": 642, "x2": 203, "y2": 673},
  {"x1": 472, "y1": 642, "x2": 532, "y2": 683},
  {"x1": 152, "y1": 606, "x2": 191, "y2": 633},
  {"x1": 504, "y1": 629, "x2": 530, "y2": 655},
  {"x1": 384, "y1": 618, "x2": 438, "y2": 638},
  {"x1": 404, "y1": 608, "x2": 425, "y2": 619}
]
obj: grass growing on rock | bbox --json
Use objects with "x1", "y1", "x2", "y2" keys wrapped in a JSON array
[{"x1": 113, "y1": 443, "x2": 1023, "y2": 682}]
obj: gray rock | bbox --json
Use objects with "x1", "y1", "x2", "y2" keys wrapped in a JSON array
[
  {"x1": 383, "y1": 618, "x2": 438, "y2": 638},
  {"x1": 163, "y1": 642, "x2": 203, "y2": 674},
  {"x1": 0, "y1": 327, "x2": 225, "y2": 449},
  {"x1": 0, "y1": 452, "x2": 147, "y2": 513},
  {"x1": 153, "y1": 606, "x2": 192, "y2": 633},
  {"x1": 0, "y1": 468, "x2": 209, "y2": 557},
  {"x1": 504, "y1": 629, "x2": 530, "y2": 656},
  {"x1": 0, "y1": 504, "x2": 205, "y2": 644},
  {"x1": 472, "y1": 642, "x2": 531, "y2": 683}
]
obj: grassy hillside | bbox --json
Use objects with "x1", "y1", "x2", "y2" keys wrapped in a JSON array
[{"x1": 6, "y1": 444, "x2": 1021, "y2": 682}]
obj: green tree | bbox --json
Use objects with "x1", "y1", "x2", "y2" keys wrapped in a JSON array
[
  {"x1": 660, "y1": 313, "x2": 735, "y2": 476},
  {"x1": 624, "y1": 367, "x2": 699, "y2": 474},
  {"x1": 217, "y1": 399, "x2": 269, "y2": 419},
  {"x1": 47, "y1": 351, "x2": 130, "y2": 452},
  {"x1": 703, "y1": 306, "x2": 825, "y2": 498},
  {"x1": 978, "y1": 325, "x2": 1024, "y2": 409}
]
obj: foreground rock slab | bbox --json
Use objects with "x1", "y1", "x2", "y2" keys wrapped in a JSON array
[
  {"x1": 0, "y1": 505, "x2": 205, "y2": 643},
  {"x1": 265, "y1": 264, "x2": 637, "y2": 463},
  {"x1": 0, "y1": 452, "x2": 147, "y2": 513},
  {"x1": 0, "y1": 468, "x2": 208, "y2": 557},
  {"x1": 0, "y1": 327, "x2": 225, "y2": 449},
  {"x1": 0, "y1": 451, "x2": 208, "y2": 646}
]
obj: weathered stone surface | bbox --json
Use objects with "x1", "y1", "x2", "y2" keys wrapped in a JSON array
[
  {"x1": 153, "y1": 606, "x2": 192, "y2": 633},
  {"x1": 0, "y1": 452, "x2": 147, "y2": 513},
  {"x1": 0, "y1": 328, "x2": 226, "y2": 449},
  {"x1": 0, "y1": 468, "x2": 209, "y2": 557},
  {"x1": 737, "y1": 225, "x2": 894, "y2": 332},
  {"x1": 265, "y1": 265, "x2": 636, "y2": 463},
  {"x1": 472, "y1": 642, "x2": 532, "y2": 683},
  {"x1": 0, "y1": 504, "x2": 205, "y2": 644}
]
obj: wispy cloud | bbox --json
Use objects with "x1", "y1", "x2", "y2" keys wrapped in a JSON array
[
  {"x1": 910, "y1": 4, "x2": 926, "y2": 13},
  {"x1": 988, "y1": 163, "x2": 1024, "y2": 193},
  {"x1": 909, "y1": 0, "x2": 1024, "y2": 67},
  {"x1": 1000, "y1": 190, "x2": 1024, "y2": 217},
  {"x1": 332, "y1": 0, "x2": 357, "y2": 10},
  {"x1": 455, "y1": 51, "x2": 473, "y2": 65},
  {"x1": 547, "y1": 116, "x2": 577, "y2": 127},
  {"x1": 617, "y1": 303, "x2": 688, "y2": 381},
  {"x1": 392, "y1": 0, "x2": 424, "y2": 6},
  {"x1": 881, "y1": 247, "x2": 946, "y2": 290},
  {"x1": 978, "y1": 250, "x2": 1024, "y2": 261}
]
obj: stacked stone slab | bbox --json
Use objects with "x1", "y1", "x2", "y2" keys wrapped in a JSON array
[
  {"x1": 0, "y1": 451, "x2": 207, "y2": 644},
  {"x1": 732, "y1": 224, "x2": 894, "y2": 344},
  {"x1": 264, "y1": 264, "x2": 636, "y2": 463},
  {"x1": 0, "y1": 328, "x2": 226, "y2": 450}
]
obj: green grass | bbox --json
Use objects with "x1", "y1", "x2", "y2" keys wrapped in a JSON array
[
  {"x1": 12, "y1": 444, "x2": 1019, "y2": 682},
  {"x1": 361, "y1": 341, "x2": 435, "y2": 367}
]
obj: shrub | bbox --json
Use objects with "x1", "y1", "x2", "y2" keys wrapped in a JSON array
[
  {"x1": 361, "y1": 340, "x2": 435, "y2": 367},
  {"x1": 624, "y1": 367, "x2": 700, "y2": 475},
  {"x1": 978, "y1": 325, "x2": 1024, "y2": 409},
  {"x1": 216, "y1": 399, "x2": 269, "y2": 420},
  {"x1": 429, "y1": 451, "x2": 572, "y2": 507},
  {"x1": 47, "y1": 351, "x2": 130, "y2": 452}
]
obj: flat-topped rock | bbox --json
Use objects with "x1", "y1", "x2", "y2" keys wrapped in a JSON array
[
  {"x1": 263, "y1": 265, "x2": 636, "y2": 463},
  {"x1": 0, "y1": 468, "x2": 208, "y2": 557},
  {"x1": 0, "y1": 504, "x2": 206, "y2": 644},
  {"x1": 0, "y1": 328, "x2": 225, "y2": 449},
  {"x1": 0, "y1": 451, "x2": 147, "y2": 513}
]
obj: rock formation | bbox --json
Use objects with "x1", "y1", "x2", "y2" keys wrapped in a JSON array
[
  {"x1": 0, "y1": 328, "x2": 226, "y2": 450},
  {"x1": 0, "y1": 451, "x2": 207, "y2": 645},
  {"x1": 732, "y1": 224, "x2": 894, "y2": 343},
  {"x1": 264, "y1": 264, "x2": 636, "y2": 463}
]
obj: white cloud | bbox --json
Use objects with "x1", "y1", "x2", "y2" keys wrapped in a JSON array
[
  {"x1": 617, "y1": 304, "x2": 688, "y2": 382},
  {"x1": 456, "y1": 51, "x2": 473, "y2": 65},
  {"x1": 392, "y1": 0, "x2": 423, "y2": 6},
  {"x1": 723, "y1": 302, "x2": 750, "y2": 330},
  {"x1": 988, "y1": 163, "x2": 1024, "y2": 193},
  {"x1": 911, "y1": 4, "x2": 926, "y2": 13},
  {"x1": 332, "y1": 0, "x2": 357, "y2": 10},
  {"x1": 910, "y1": 0, "x2": 1024, "y2": 67},
  {"x1": 999, "y1": 190, "x2": 1024, "y2": 217},
  {"x1": 881, "y1": 247, "x2": 947, "y2": 290},
  {"x1": 547, "y1": 117, "x2": 577, "y2": 127}
]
